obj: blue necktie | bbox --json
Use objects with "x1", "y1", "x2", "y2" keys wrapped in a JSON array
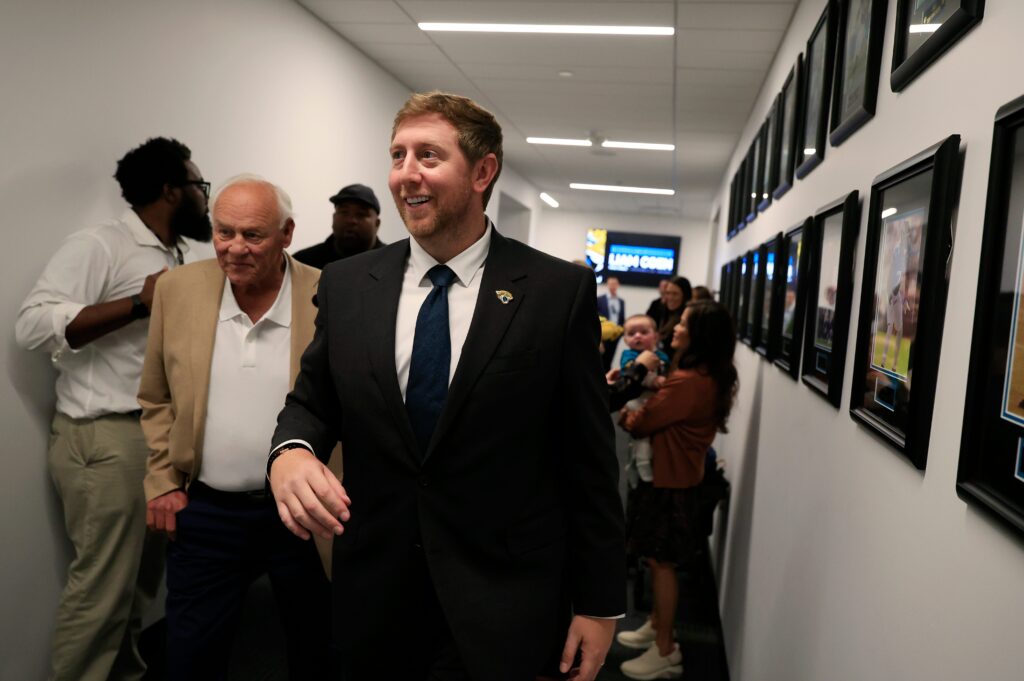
[{"x1": 405, "y1": 265, "x2": 457, "y2": 457}]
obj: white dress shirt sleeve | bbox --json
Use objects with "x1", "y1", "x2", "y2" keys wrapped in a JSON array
[{"x1": 15, "y1": 232, "x2": 113, "y2": 356}]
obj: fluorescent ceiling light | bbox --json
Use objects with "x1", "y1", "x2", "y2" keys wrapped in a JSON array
[
  {"x1": 527, "y1": 137, "x2": 592, "y2": 147},
  {"x1": 539, "y1": 192, "x2": 560, "y2": 208},
  {"x1": 909, "y1": 23, "x2": 942, "y2": 34},
  {"x1": 881, "y1": 207, "x2": 898, "y2": 219},
  {"x1": 602, "y1": 140, "x2": 675, "y2": 151},
  {"x1": 418, "y1": 23, "x2": 674, "y2": 36},
  {"x1": 570, "y1": 183, "x2": 675, "y2": 196}
]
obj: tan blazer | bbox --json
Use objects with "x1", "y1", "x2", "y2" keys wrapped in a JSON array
[{"x1": 139, "y1": 254, "x2": 340, "y2": 573}]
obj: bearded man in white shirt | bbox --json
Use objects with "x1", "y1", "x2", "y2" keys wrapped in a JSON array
[
  {"x1": 15, "y1": 137, "x2": 213, "y2": 681},
  {"x1": 138, "y1": 175, "x2": 331, "y2": 681}
]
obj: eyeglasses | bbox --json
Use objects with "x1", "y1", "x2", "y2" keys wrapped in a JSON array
[{"x1": 182, "y1": 180, "x2": 211, "y2": 199}]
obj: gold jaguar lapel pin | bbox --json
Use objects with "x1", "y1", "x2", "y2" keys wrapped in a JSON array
[{"x1": 495, "y1": 289, "x2": 513, "y2": 305}]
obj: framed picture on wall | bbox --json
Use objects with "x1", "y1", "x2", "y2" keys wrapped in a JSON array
[
  {"x1": 758, "y1": 105, "x2": 779, "y2": 213},
  {"x1": 774, "y1": 219, "x2": 813, "y2": 379},
  {"x1": 734, "y1": 162, "x2": 747, "y2": 234},
  {"x1": 795, "y1": 1, "x2": 837, "y2": 180},
  {"x1": 773, "y1": 56, "x2": 804, "y2": 200},
  {"x1": 757, "y1": 235, "x2": 785, "y2": 359},
  {"x1": 849, "y1": 135, "x2": 961, "y2": 469},
  {"x1": 891, "y1": 0, "x2": 985, "y2": 92},
  {"x1": 733, "y1": 255, "x2": 746, "y2": 325},
  {"x1": 738, "y1": 252, "x2": 753, "y2": 340},
  {"x1": 720, "y1": 261, "x2": 732, "y2": 310},
  {"x1": 728, "y1": 174, "x2": 739, "y2": 239},
  {"x1": 803, "y1": 191, "x2": 861, "y2": 406},
  {"x1": 830, "y1": 0, "x2": 888, "y2": 146},
  {"x1": 959, "y1": 95, "x2": 1024, "y2": 537},
  {"x1": 745, "y1": 138, "x2": 761, "y2": 224},
  {"x1": 744, "y1": 248, "x2": 763, "y2": 346}
]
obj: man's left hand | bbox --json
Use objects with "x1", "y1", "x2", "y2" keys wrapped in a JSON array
[{"x1": 559, "y1": 615, "x2": 615, "y2": 680}]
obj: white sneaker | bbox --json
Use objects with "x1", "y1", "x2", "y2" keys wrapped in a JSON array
[
  {"x1": 620, "y1": 642, "x2": 683, "y2": 680},
  {"x1": 616, "y1": 619, "x2": 657, "y2": 649}
]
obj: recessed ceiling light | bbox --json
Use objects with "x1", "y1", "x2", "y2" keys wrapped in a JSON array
[
  {"x1": 527, "y1": 137, "x2": 592, "y2": 147},
  {"x1": 570, "y1": 183, "x2": 675, "y2": 196},
  {"x1": 601, "y1": 140, "x2": 675, "y2": 151},
  {"x1": 418, "y1": 23, "x2": 674, "y2": 36},
  {"x1": 558, "y1": 70, "x2": 574, "y2": 78},
  {"x1": 539, "y1": 192, "x2": 560, "y2": 208}
]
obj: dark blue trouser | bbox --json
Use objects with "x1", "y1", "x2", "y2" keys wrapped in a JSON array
[{"x1": 165, "y1": 482, "x2": 331, "y2": 681}]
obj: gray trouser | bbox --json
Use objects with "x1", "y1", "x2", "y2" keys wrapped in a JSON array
[{"x1": 47, "y1": 412, "x2": 165, "y2": 681}]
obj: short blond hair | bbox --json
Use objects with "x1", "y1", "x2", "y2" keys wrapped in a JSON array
[{"x1": 392, "y1": 91, "x2": 503, "y2": 207}]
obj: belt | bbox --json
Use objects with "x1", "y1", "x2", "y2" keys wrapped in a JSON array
[{"x1": 188, "y1": 480, "x2": 272, "y2": 507}]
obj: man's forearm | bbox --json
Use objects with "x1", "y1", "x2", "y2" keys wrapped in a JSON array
[{"x1": 65, "y1": 297, "x2": 140, "y2": 348}]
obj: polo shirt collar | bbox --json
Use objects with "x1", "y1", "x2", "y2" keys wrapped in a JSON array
[{"x1": 218, "y1": 256, "x2": 292, "y2": 327}]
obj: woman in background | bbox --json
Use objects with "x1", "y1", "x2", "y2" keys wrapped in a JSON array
[
  {"x1": 654, "y1": 276, "x2": 692, "y2": 355},
  {"x1": 616, "y1": 300, "x2": 738, "y2": 680}
]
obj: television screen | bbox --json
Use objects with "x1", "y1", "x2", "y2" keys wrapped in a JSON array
[{"x1": 585, "y1": 229, "x2": 681, "y2": 287}]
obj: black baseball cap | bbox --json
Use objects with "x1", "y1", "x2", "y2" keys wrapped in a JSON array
[{"x1": 329, "y1": 184, "x2": 380, "y2": 213}]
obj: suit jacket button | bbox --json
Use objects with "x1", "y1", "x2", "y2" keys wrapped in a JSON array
[{"x1": 419, "y1": 475, "x2": 429, "y2": 488}]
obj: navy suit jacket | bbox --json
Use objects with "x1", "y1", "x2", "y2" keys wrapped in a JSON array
[
  {"x1": 597, "y1": 293, "x2": 626, "y2": 326},
  {"x1": 272, "y1": 228, "x2": 625, "y2": 680}
]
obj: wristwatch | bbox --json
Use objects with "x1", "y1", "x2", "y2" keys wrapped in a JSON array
[{"x1": 130, "y1": 293, "x2": 150, "y2": 320}]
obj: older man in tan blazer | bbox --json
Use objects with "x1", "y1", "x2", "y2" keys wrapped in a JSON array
[{"x1": 138, "y1": 175, "x2": 332, "y2": 681}]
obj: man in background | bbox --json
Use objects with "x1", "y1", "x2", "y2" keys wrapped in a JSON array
[
  {"x1": 292, "y1": 183, "x2": 385, "y2": 268},
  {"x1": 140, "y1": 175, "x2": 331, "y2": 681},
  {"x1": 15, "y1": 137, "x2": 212, "y2": 681},
  {"x1": 597, "y1": 275, "x2": 626, "y2": 370}
]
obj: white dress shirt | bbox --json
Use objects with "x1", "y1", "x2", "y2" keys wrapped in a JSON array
[
  {"x1": 15, "y1": 210, "x2": 211, "y2": 419},
  {"x1": 200, "y1": 263, "x2": 292, "y2": 491},
  {"x1": 395, "y1": 223, "x2": 491, "y2": 398}
]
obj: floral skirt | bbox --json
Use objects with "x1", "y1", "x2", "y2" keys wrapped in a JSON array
[{"x1": 625, "y1": 480, "x2": 700, "y2": 568}]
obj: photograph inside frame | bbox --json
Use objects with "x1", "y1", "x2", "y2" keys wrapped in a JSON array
[
  {"x1": 813, "y1": 213, "x2": 845, "y2": 370},
  {"x1": 839, "y1": 0, "x2": 872, "y2": 120},
  {"x1": 747, "y1": 250, "x2": 760, "y2": 339},
  {"x1": 780, "y1": 233, "x2": 803, "y2": 353},
  {"x1": 1000, "y1": 211, "x2": 1024, "y2": 428},
  {"x1": 905, "y1": 0, "x2": 957, "y2": 60},
  {"x1": 859, "y1": 171, "x2": 932, "y2": 423},
  {"x1": 761, "y1": 246, "x2": 776, "y2": 343}
]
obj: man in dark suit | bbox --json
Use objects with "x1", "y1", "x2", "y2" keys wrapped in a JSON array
[
  {"x1": 596, "y1": 275, "x2": 625, "y2": 370},
  {"x1": 267, "y1": 92, "x2": 625, "y2": 681}
]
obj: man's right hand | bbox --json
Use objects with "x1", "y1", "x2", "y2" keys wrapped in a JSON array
[
  {"x1": 269, "y1": 448, "x2": 351, "y2": 540},
  {"x1": 635, "y1": 350, "x2": 661, "y2": 372},
  {"x1": 139, "y1": 267, "x2": 168, "y2": 310},
  {"x1": 146, "y1": 489, "x2": 188, "y2": 539}
]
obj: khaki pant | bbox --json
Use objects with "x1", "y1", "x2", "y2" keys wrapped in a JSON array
[{"x1": 47, "y1": 412, "x2": 165, "y2": 681}]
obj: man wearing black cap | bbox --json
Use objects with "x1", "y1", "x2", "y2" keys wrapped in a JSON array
[{"x1": 292, "y1": 183, "x2": 386, "y2": 269}]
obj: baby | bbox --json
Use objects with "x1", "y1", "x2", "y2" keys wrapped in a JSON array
[{"x1": 619, "y1": 315, "x2": 670, "y2": 484}]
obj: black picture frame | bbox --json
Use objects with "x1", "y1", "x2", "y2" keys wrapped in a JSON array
[
  {"x1": 830, "y1": 0, "x2": 887, "y2": 146},
  {"x1": 731, "y1": 255, "x2": 744, "y2": 324},
  {"x1": 849, "y1": 134, "x2": 961, "y2": 469},
  {"x1": 745, "y1": 139, "x2": 761, "y2": 224},
  {"x1": 795, "y1": 2, "x2": 837, "y2": 180},
  {"x1": 738, "y1": 252, "x2": 753, "y2": 341},
  {"x1": 773, "y1": 219, "x2": 813, "y2": 379},
  {"x1": 727, "y1": 174, "x2": 739, "y2": 240},
  {"x1": 958, "y1": 95, "x2": 1024, "y2": 537},
  {"x1": 802, "y1": 191, "x2": 861, "y2": 406},
  {"x1": 773, "y1": 56, "x2": 804, "y2": 200},
  {"x1": 756, "y1": 235, "x2": 785, "y2": 359},
  {"x1": 745, "y1": 246, "x2": 766, "y2": 348},
  {"x1": 758, "y1": 102, "x2": 779, "y2": 213},
  {"x1": 891, "y1": 0, "x2": 985, "y2": 92}
]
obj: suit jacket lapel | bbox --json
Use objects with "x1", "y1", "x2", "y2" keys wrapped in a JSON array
[
  {"x1": 425, "y1": 230, "x2": 526, "y2": 461},
  {"x1": 191, "y1": 263, "x2": 224, "y2": 472},
  {"x1": 287, "y1": 254, "x2": 319, "y2": 385},
  {"x1": 365, "y1": 240, "x2": 421, "y2": 462}
]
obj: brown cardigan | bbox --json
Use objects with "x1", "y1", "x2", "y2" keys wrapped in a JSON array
[{"x1": 624, "y1": 368, "x2": 718, "y2": 489}]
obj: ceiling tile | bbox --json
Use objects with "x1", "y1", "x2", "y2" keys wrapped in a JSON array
[
  {"x1": 398, "y1": 1, "x2": 674, "y2": 25},
  {"x1": 329, "y1": 22, "x2": 433, "y2": 45},
  {"x1": 298, "y1": 0, "x2": 410, "y2": 24}
]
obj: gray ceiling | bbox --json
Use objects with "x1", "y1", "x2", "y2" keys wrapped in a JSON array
[{"x1": 297, "y1": 0, "x2": 798, "y2": 220}]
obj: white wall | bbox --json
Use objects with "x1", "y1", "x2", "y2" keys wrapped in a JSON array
[
  {"x1": 0, "y1": 1, "x2": 538, "y2": 677},
  {"x1": 710, "y1": 2, "x2": 1024, "y2": 681},
  {"x1": 532, "y1": 208, "x2": 713, "y2": 316}
]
